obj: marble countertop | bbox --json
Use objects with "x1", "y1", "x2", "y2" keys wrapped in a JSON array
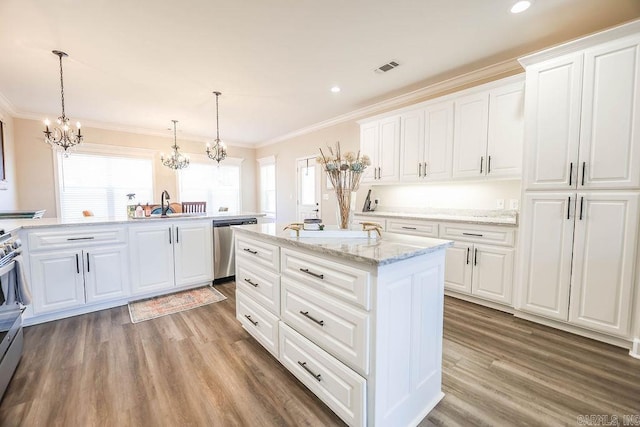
[
  {"x1": 232, "y1": 223, "x2": 452, "y2": 266},
  {"x1": 354, "y1": 208, "x2": 518, "y2": 226}
]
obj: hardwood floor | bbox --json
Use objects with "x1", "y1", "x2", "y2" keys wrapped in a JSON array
[{"x1": 1, "y1": 283, "x2": 638, "y2": 426}]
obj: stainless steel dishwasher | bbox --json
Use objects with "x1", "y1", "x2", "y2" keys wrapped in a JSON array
[{"x1": 213, "y1": 218, "x2": 257, "y2": 282}]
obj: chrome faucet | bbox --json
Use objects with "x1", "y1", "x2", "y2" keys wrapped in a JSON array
[{"x1": 161, "y1": 190, "x2": 171, "y2": 217}]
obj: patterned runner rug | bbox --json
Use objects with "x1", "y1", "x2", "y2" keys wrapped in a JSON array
[{"x1": 128, "y1": 286, "x2": 227, "y2": 323}]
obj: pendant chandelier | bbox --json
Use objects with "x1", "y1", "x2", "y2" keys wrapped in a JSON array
[
  {"x1": 206, "y1": 91, "x2": 227, "y2": 164},
  {"x1": 43, "y1": 50, "x2": 83, "y2": 154},
  {"x1": 161, "y1": 120, "x2": 190, "y2": 170}
]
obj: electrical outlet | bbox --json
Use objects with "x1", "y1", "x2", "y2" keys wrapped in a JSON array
[
  {"x1": 322, "y1": 193, "x2": 329, "y2": 200},
  {"x1": 496, "y1": 199, "x2": 505, "y2": 209},
  {"x1": 509, "y1": 199, "x2": 519, "y2": 210}
]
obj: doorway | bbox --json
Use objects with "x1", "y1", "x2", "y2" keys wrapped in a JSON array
[{"x1": 296, "y1": 156, "x2": 321, "y2": 222}]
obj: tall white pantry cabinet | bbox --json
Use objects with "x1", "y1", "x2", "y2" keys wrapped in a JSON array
[{"x1": 518, "y1": 22, "x2": 640, "y2": 350}]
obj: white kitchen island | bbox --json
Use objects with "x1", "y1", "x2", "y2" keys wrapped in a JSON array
[{"x1": 233, "y1": 223, "x2": 452, "y2": 427}]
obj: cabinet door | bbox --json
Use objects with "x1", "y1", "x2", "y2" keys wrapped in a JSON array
[
  {"x1": 30, "y1": 250, "x2": 85, "y2": 314},
  {"x1": 444, "y1": 241, "x2": 473, "y2": 294},
  {"x1": 128, "y1": 224, "x2": 175, "y2": 294},
  {"x1": 519, "y1": 193, "x2": 574, "y2": 320},
  {"x1": 360, "y1": 122, "x2": 378, "y2": 183},
  {"x1": 579, "y1": 38, "x2": 640, "y2": 189},
  {"x1": 487, "y1": 81, "x2": 524, "y2": 178},
  {"x1": 569, "y1": 192, "x2": 639, "y2": 337},
  {"x1": 453, "y1": 92, "x2": 489, "y2": 178},
  {"x1": 378, "y1": 116, "x2": 400, "y2": 182},
  {"x1": 523, "y1": 54, "x2": 583, "y2": 190},
  {"x1": 84, "y1": 246, "x2": 130, "y2": 303},
  {"x1": 399, "y1": 109, "x2": 424, "y2": 182},
  {"x1": 174, "y1": 221, "x2": 213, "y2": 287},
  {"x1": 424, "y1": 100, "x2": 454, "y2": 180},
  {"x1": 471, "y1": 245, "x2": 514, "y2": 305}
]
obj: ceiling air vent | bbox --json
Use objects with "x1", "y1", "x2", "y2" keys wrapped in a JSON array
[{"x1": 374, "y1": 60, "x2": 400, "y2": 74}]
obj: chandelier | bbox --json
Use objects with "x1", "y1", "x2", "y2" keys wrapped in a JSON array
[
  {"x1": 43, "y1": 50, "x2": 83, "y2": 154},
  {"x1": 161, "y1": 120, "x2": 190, "y2": 170},
  {"x1": 206, "y1": 91, "x2": 227, "y2": 164}
]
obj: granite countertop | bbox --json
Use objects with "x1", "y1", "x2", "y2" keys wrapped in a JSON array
[
  {"x1": 232, "y1": 223, "x2": 452, "y2": 267},
  {"x1": 354, "y1": 208, "x2": 518, "y2": 226}
]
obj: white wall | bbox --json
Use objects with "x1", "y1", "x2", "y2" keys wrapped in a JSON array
[{"x1": 0, "y1": 106, "x2": 17, "y2": 210}]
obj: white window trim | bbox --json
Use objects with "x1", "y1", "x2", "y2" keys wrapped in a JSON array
[{"x1": 257, "y1": 155, "x2": 277, "y2": 218}]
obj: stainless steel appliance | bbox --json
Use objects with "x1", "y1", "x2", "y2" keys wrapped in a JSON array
[{"x1": 213, "y1": 218, "x2": 257, "y2": 281}]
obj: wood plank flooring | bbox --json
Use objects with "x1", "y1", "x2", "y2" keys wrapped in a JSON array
[{"x1": 1, "y1": 282, "x2": 638, "y2": 426}]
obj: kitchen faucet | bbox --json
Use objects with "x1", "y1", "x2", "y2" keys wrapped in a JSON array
[{"x1": 161, "y1": 190, "x2": 171, "y2": 217}]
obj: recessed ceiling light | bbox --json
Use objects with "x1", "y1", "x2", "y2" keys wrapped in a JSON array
[
  {"x1": 510, "y1": 0, "x2": 532, "y2": 13},
  {"x1": 330, "y1": 86, "x2": 341, "y2": 93}
]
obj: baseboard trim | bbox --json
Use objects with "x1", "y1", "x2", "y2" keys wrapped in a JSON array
[
  {"x1": 630, "y1": 338, "x2": 640, "y2": 359},
  {"x1": 444, "y1": 290, "x2": 515, "y2": 314}
]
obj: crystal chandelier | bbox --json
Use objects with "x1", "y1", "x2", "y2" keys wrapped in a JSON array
[
  {"x1": 206, "y1": 91, "x2": 227, "y2": 164},
  {"x1": 43, "y1": 50, "x2": 83, "y2": 154},
  {"x1": 161, "y1": 120, "x2": 190, "y2": 170}
]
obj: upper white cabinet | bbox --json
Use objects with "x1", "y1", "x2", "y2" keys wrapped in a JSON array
[
  {"x1": 361, "y1": 116, "x2": 400, "y2": 183},
  {"x1": 523, "y1": 35, "x2": 640, "y2": 190},
  {"x1": 453, "y1": 92, "x2": 490, "y2": 178}
]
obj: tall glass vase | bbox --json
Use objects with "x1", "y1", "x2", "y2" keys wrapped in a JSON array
[{"x1": 336, "y1": 190, "x2": 356, "y2": 229}]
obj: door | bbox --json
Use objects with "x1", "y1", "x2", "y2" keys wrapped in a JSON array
[
  {"x1": 486, "y1": 81, "x2": 524, "y2": 178},
  {"x1": 579, "y1": 38, "x2": 640, "y2": 189},
  {"x1": 569, "y1": 192, "x2": 639, "y2": 337},
  {"x1": 296, "y1": 157, "x2": 321, "y2": 222},
  {"x1": 175, "y1": 221, "x2": 213, "y2": 287},
  {"x1": 453, "y1": 92, "x2": 489, "y2": 178},
  {"x1": 84, "y1": 246, "x2": 130, "y2": 303},
  {"x1": 471, "y1": 245, "x2": 514, "y2": 305},
  {"x1": 424, "y1": 100, "x2": 454, "y2": 180},
  {"x1": 399, "y1": 109, "x2": 424, "y2": 182},
  {"x1": 30, "y1": 249, "x2": 85, "y2": 314},
  {"x1": 524, "y1": 54, "x2": 583, "y2": 190},
  {"x1": 360, "y1": 122, "x2": 378, "y2": 182},
  {"x1": 128, "y1": 224, "x2": 175, "y2": 294},
  {"x1": 519, "y1": 193, "x2": 575, "y2": 320},
  {"x1": 444, "y1": 241, "x2": 473, "y2": 294},
  {"x1": 378, "y1": 116, "x2": 400, "y2": 182}
]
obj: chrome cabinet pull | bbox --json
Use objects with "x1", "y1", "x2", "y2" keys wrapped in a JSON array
[
  {"x1": 75, "y1": 253, "x2": 80, "y2": 274},
  {"x1": 480, "y1": 156, "x2": 484, "y2": 174},
  {"x1": 67, "y1": 237, "x2": 95, "y2": 241},
  {"x1": 567, "y1": 196, "x2": 571, "y2": 220},
  {"x1": 581, "y1": 162, "x2": 586, "y2": 186},
  {"x1": 298, "y1": 361, "x2": 322, "y2": 381},
  {"x1": 244, "y1": 278, "x2": 258, "y2": 287},
  {"x1": 579, "y1": 196, "x2": 584, "y2": 220},
  {"x1": 462, "y1": 232, "x2": 483, "y2": 237},
  {"x1": 244, "y1": 314, "x2": 258, "y2": 326},
  {"x1": 423, "y1": 162, "x2": 428, "y2": 177},
  {"x1": 401, "y1": 226, "x2": 417, "y2": 230},
  {"x1": 418, "y1": 163, "x2": 422, "y2": 177},
  {"x1": 299, "y1": 310, "x2": 324, "y2": 326},
  {"x1": 466, "y1": 247, "x2": 470, "y2": 265},
  {"x1": 569, "y1": 162, "x2": 573, "y2": 186},
  {"x1": 474, "y1": 248, "x2": 478, "y2": 266},
  {"x1": 300, "y1": 268, "x2": 324, "y2": 279},
  {"x1": 169, "y1": 227, "x2": 172, "y2": 244},
  {"x1": 488, "y1": 156, "x2": 492, "y2": 174},
  {"x1": 243, "y1": 248, "x2": 258, "y2": 255},
  {"x1": 86, "y1": 253, "x2": 90, "y2": 273},
  {"x1": 377, "y1": 167, "x2": 381, "y2": 179},
  {"x1": 176, "y1": 227, "x2": 179, "y2": 243}
]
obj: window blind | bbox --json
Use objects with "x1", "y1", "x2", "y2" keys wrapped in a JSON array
[{"x1": 179, "y1": 162, "x2": 241, "y2": 212}]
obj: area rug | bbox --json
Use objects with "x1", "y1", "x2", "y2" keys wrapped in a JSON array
[{"x1": 128, "y1": 286, "x2": 227, "y2": 323}]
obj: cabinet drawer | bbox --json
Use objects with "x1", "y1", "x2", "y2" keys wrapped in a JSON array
[
  {"x1": 281, "y1": 277, "x2": 369, "y2": 376},
  {"x1": 236, "y1": 258, "x2": 280, "y2": 316},
  {"x1": 279, "y1": 322, "x2": 366, "y2": 427},
  {"x1": 28, "y1": 226, "x2": 127, "y2": 251},
  {"x1": 387, "y1": 219, "x2": 439, "y2": 237},
  {"x1": 235, "y1": 235, "x2": 280, "y2": 272},
  {"x1": 236, "y1": 291, "x2": 279, "y2": 357},
  {"x1": 439, "y1": 222, "x2": 515, "y2": 247},
  {"x1": 281, "y1": 248, "x2": 370, "y2": 310}
]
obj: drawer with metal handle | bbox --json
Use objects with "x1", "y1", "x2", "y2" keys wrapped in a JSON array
[
  {"x1": 281, "y1": 248, "x2": 370, "y2": 310},
  {"x1": 236, "y1": 258, "x2": 280, "y2": 316},
  {"x1": 386, "y1": 219, "x2": 439, "y2": 237},
  {"x1": 236, "y1": 291, "x2": 279, "y2": 357},
  {"x1": 279, "y1": 322, "x2": 366, "y2": 427},
  {"x1": 235, "y1": 235, "x2": 280, "y2": 272},
  {"x1": 28, "y1": 226, "x2": 127, "y2": 251},
  {"x1": 439, "y1": 222, "x2": 516, "y2": 247},
  {"x1": 281, "y1": 277, "x2": 370, "y2": 376}
]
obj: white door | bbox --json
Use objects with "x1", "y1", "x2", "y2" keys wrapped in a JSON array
[
  {"x1": 444, "y1": 241, "x2": 473, "y2": 294},
  {"x1": 296, "y1": 157, "x2": 321, "y2": 222},
  {"x1": 30, "y1": 250, "x2": 86, "y2": 314},
  {"x1": 518, "y1": 193, "x2": 575, "y2": 321},
  {"x1": 360, "y1": 122, "x2": 378, "y2": 182},
  {"x1": 424, "y1": 100, "x2": 454, "y2": 181},
  {"x1": 399, "y1": 109, "x2": 424, "y2": 182},
  {"x1": 128, "y1": 224, "x2": 175, "y2": 294},
  {"x1": 84, "y1": 246, "x2": 130, "y2": 303},
  {"x1": 453, "y1": 92, "x2": 489, "y2": 178},
  {"x1": 569, "y1": 192, "x2": 639, "y2": 337},
  {"x1": 578, "y1": 38, "x2": 640, "y2": 189},
  {"x1": 471, "y1": 244, "x2": 514, "y2": 305},
  {"x1": 378, "y1": 116, "x2": 400, "y2": 182},
  {"x1": 486, "y1": 81, "x2": 524, "y2": 178},
  {"x1": 524, "y1": 54, "x2": 583, "y2": 190},
  {"x1": 174, "y1": 221, "x2": 213, "y2": 287}
]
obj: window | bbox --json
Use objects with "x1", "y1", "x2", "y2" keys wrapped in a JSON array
[
  {"x1": 56, "y1": 146, "x2": 154, "y2": 220},
  {"x1": 178, "y1": 159, "x2": 242, "y2": 213},
  {"x1": 258, "y1": 156, "x2": 276, "y2": 218}
]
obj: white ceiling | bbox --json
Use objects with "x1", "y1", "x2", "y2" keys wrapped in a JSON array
[{"x1": 0, "y1": 0, "x2": 639, "y2": 146}]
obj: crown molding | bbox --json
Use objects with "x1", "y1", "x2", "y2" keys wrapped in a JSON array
[
  {"x1": 257, "y1": 58, "x2": 522, "y2": 148},
  {"x1": 0, "y1": 92, "x2": 18, "y2": 118}
]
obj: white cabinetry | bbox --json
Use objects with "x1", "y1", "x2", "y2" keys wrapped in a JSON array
[
  {"x1": 361, "y1": 116, "x2": 400, "y2": 183},
  {"x1": 30, "y1": 250, "x2": 86, "y2": 313},
  {"x1": 174, "y1": 221, "x2": 213, "y2": 287},
  {"x1": 453, "y1": 92, "x2": 489, "y2": 178},
  {"x1": 84, "y1": 246, "x2": 129, "y2": 303}
]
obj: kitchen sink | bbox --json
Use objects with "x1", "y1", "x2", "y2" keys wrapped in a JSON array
[{"x1": 130, "y1": 213, "x2": 207, "y2": 219}]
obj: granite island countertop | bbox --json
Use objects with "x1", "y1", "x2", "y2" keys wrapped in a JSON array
[
  {"x1": 354, "y1": 208, "x2": 518, "y2": 226},
  {"x1": 232, "y1": 223, "x2": 452, "y2": 267}
]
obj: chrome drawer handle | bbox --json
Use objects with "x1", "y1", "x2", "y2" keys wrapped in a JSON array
[
  {"x1": 243, "y1": 248, "x2": 258, "y2": 255},
  {"x1": 462, "y1": 232, "x2": 483, "y2": 237},
  {"x1": 300, "y1": 268, "x2": 324, "y2": 279},
  {"x1": 298, "y1": 361, "x2": 322, "y2": 381},
  {"x1": 67, "y1": 237, "x2": 95, "y2": 241},
  {"x1": 244, "y1": 278, "x2": 259, "y2": 287},
  {"x1": 299, "y1": 310, "x2": 324, "y2": 326},
  {"x1": 244, "y1": 314, "x2": 258, "y2": 326},
  {"x1": 401, "y1": 226, "x2": 417, "y2": 230}
]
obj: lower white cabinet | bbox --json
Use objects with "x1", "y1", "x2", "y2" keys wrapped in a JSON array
[
  {"x1": 174, "y1": 221, "x2": 213, "y2": 287},
  {"x1": 84, "y1": 246, "x2": 130, "y2": 303}
]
